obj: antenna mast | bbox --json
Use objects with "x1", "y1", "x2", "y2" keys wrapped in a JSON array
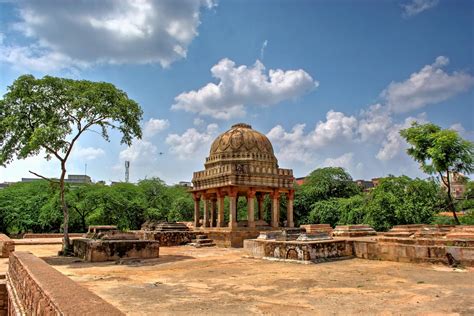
[{"x1": 125, "y1": 161, "x2": 130, "y2": 183}]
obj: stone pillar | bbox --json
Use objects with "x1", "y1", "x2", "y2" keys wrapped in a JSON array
[
  {"x1": 203, "y1": 195, "x2": 209, "y2": 228},
  {"x1": 217, "y1": 191, "x2": 225, "y2": 227},
  {"x1": 210, "y1": 199, "x2": 216, "y2": 228},
  {"x1": 270, "y1": 190, "x2": 280, "y2": 228},
  {"x1": 193, "y1": 193, "x2": 201, "y2": 228},
  {"x1": 257, "y1": 193, "x2": 264, "y2": 221},
  {"x1": 287, "y1": 190, "x2": 295, "y2": 228},
  {"x1": 247, "y1": 189, "x2": 256, "y2": 228},
  {"x1": 228, "y1": 188, "x2": 238, "y2": 230}
]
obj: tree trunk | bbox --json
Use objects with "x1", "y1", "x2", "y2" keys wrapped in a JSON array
[
  {"x1": 445, "y1": 171, "x2": 460, "y2": 225},
  {"x1": 60, "y1": 162, "x2": 71, "y2": 254}
]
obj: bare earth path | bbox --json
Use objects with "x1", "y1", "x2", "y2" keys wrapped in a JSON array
[{"x1": 14, "y1": 244, "x2": 474, "y2": 315}]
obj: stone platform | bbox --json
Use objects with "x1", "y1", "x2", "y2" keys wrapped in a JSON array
[
  {"x1": 0, "y1": 234, "x2": 14, "y2": 258},
  {"x1": 332, "y1": 225, "x2": 377, "y2": 237},
  {"x1": 73, "y1": 239, "x2": 160, "y2": 262}
]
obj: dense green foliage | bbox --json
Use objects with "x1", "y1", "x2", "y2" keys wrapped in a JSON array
[
  {"x1": 0, "y1": 74, "x2": 143, "y2": 249},
  {"x1": 400, "y1": 122, "x2": 474, "y2": 224},
  {"x1": 0, "y1": 178, "x2": 193, "y2": 234}
]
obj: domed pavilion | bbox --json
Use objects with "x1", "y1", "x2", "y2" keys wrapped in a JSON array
[{"x1": 191, "y1": 123, "x2": 295, "y2": 234}]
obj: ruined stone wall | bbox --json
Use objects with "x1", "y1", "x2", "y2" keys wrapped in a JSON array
[
  {"x1": 0, "y1": 235, "x2": 14, "y2": 258},
  {"x1": 136, "y1": 231, "x2": 200, "y2": 246},
  {"x1": 353, "y1": 238, "x2": 474, "y2": 266},
  {"x1": 244, "y1": 239, "x2": 353, "y2": 261},
  {"x1": 0, "y1": 276, "x2": 7, "y2": 316},
  {"x1": 204, "y1": 230, "x2": 261, "y2": 248},
  {"x1": 7, "y1": 251, "x2": 124, "y2": 315},
  {"x1": 73, "y1": 239, "x2": 160, "y2": 262},
  {"x1": 22, "y1": 233, "x2": 83, "y2": 239}
]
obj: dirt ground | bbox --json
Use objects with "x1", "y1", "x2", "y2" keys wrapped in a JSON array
[{"x1": 11, "y1": 244, "x2": 474, "y2": 315}]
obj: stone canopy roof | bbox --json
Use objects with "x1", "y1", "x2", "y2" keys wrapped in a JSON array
[{"x1": 192, "y1": 123, "x2": 294, "y2": 192}]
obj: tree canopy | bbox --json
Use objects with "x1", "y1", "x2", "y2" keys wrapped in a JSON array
[
  {"x1": 0, "y1": 75, "x2": 143, "y2": 251},
  {"x1": 400, "y1": 122, "x2": 474, "y2": 223}
]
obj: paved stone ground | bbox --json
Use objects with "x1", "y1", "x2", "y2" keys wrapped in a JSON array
[{"x1": 13, "y1": 243, "x2": 474, "y2": 315}]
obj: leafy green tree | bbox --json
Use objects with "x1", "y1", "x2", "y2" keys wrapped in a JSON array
[
  {"x1": 295, "y1": 167, "x2": 360, "y2": 221},
  {"x1": 0, "y1": 75, "x2": 143, "y2": 251},
  {"x1": 308, "y1": 199, "x2": 341, "y2": 227},
  {"x1": 67, "y1": 184, "x2": 104, "y2": 232},
  {"x1": 168, "y1": 197, "x2": 194, "y2": 222},
  {"x1": 400, "y1": 123, "x2": 474, "y2": 224}
]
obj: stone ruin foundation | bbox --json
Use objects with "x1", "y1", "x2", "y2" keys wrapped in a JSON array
[
  {"x1": 74, "y1": 228, "x2": 159, "y2": 262},
  {"x1": 245, "y1": 224, "x2": 474, "y2": 266}
]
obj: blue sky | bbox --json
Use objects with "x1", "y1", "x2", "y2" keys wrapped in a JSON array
[{"x1": 0, "y1": 0, "x2": 473, "y2": 184}]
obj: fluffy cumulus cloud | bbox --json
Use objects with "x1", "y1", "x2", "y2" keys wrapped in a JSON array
[
  {"x1": 166, "y1": 124, "x2": 219, "y2": 159},
  {"x1": 72, "y1": 145, "x2": 106, "y2": 161},
  {"x1": 381, "y1": 56, "x2": 474, "y2": 113},
  {"x1": 171, "y1": 58, "x2": 318, "y2": 119},
  {"x1": 401, "y1": 0, "x2": 439, "y2": 17},
  {"x1": 143, "y1": 118, "x2": 170, "y2": 138},
  {"x1": 322, "y1": 152, "x2": 354, "y2": 169},
  {"x1": 267, "y1": 111, "x2": 358, "y2": 163},
  {"x1": 0, "y1": 0, "x2": 215, "y2": 71}
]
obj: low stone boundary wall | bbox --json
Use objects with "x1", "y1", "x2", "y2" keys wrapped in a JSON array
[
  {"x1": 0, "y1": 276, "x2": 7, "y2": 316},
  {"x1": 7, "y1": 251, "x2": 124, "y2": 315},
  {"x1": 135, "y1": 231, "x2": 200, "y2": 246},
  {"x1": 353, "y1": 238, "x2": 474, "y2": 266},
  {"x1": 0, "y1": 235, "x2": 14, "y2": 258},
  {"x1": 22, "y1": 233, "x2": 83, "y2": 239},
  {"x1": 73, "y1": 239, "x2": 160, "y2": 262},
  {"x1": 244, "y1": 239, "x2": 353, "y2": 262}
]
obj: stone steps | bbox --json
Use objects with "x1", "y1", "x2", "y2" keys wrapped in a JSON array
[{"x1": 188, "y1": 234, "x2": 215, "y2": 248}]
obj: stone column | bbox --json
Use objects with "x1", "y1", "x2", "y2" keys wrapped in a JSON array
[
  {"x1": 247, "y1": 189, "x2": 256, "y2": 228},
  {"x1": 193, "y1": 193, "x2": 201, "y2": 228},
  {"x1": 217, "y1": 191, "x2": 225, "y2": 227},
  {"x1": 287, "y1": 190, "x2": 295, "y2": 228},
  {"x1": 202, "y1": 195, "x2": 209, "y2": 228},
  {"x1": 228, "y1": 188, "x2": 238, "y2": 230},
  {"x1": 257, "y1": 193, "x2": 264, "y2": 221},
  {"x1": 210, "y1": 199, "x2": 216, "y2": 228},
  {"x1": 270, "y1": 190, "x2": 280, "y2": 228}
]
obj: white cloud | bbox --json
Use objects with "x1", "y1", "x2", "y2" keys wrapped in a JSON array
[
  {"x1": 323, "y1": 152, "x2": 354, "y2": 170},
  {"x1": 358, "y1": 104, "x2": 392, "y2": 142},
  {"x1": 0, "y1": 0, "x2": 215, "y2": 72},
  {"x1": 260, "y1": 40, "x2": 268, "y2": 60},
  {"x1": 267, "y1": 110, "x2": 358, "y2": 163},
  {"x1": 193, "y1": 118, "x2": 205, "y2": 126},
  {"x1": 166, "y1": 124, "x2": 219, "y2": 159},
  {"x1": 143, "y1": 118, "x2": 170, "y2": 138},
  {"x1": 72, "y1": 145, "x2": 105, "y2": 161},
  {"x1": 401, "y1": 0, "x2": 439, "y2": 17},
  {"x1": 119, "y1": 139, "x2": 157, "y2": 163},
  {"x1": 382, "y1": 56, "x2": 474, "y2": 113},
  {"x1": 376, "y1": 114, "x2": 426, "y2": 161},
  {"x1": 171, "y1": 58, "x2": 318, "y2": 119}
]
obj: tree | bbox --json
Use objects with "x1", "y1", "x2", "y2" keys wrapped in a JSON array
[
  {"x1": 67, "y1": 184, "x2": 105, "y2": 232},
  {"x1": 0, "y1": 75, "x2": 143, "y2": 252},
  {"x1": 400, "y1": 123, "x2": 474, "y2": 224}
]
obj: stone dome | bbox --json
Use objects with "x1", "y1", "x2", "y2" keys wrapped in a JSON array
[{"x1": 207, "y1": 123, "x2": 277, "y2": 166}]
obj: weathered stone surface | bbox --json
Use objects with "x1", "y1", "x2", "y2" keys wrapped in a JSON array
[
  {"x1": 445, "y1": 226, "x2": 474, "y2": 240},
  {"x1": 136, "y1": 231, "x2": 200, "y2": 246},
  {"x1": 7, "y1": 251, "x2": 124, "y2": 315},
  {"x1": 244, "y1": 239, "x2": 353, "y2": 262},
  {"x1": 73, "y1": 239, "x2": 159, "y2": 262},
  {"x1": 141, "y1": 221, "x2": 189, "y2": 231},
  {"x1": 0, "y1": 235, "x2": 14, "y2": 258},
  {"x1": 333, "y1": 225, "x2": 377, "y2": 237},
  {"x1": 300, "y1": 224, "x2": 333, "y2": 234},
  {"x1": 296, "y1": 232, "x2": 332, "y2": 241},
  {"x1": 0, "y1": 277, "x2": 6, "y2": 316},
  {"x1": 22, "y1": 233, "x2": 83, "y2": 239}
]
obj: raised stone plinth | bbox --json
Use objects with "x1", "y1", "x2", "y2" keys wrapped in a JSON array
[
  {"x1": 296, "y1": 232, "x2": 332, "y2": 241},
  {"x1": 413, "y1": 225, "x2": 455, "y2": 238},
  {"x1": 85, "y1": 225, "x2": 118, "y2": 238},
  {"x1": 384, "y1": 224, "x2": 426, "y2": 237},
  {"x1": 0, "y1": 234, "x2": 14, "y2": 258},
  {"x1": 333, "y1": 225, "x2": 377, "y2": 237},
  {"x1": 142, "y1": 221, "x2": 189, "y2": 231},
  {"x1": 300, "y1": 224, "x2": 333, "y2": 234},
  {"x1": 73, "y1": 239, "x2": 159, "y2": 262},
  {"x1": 445, "y1": 226, "x2": 474, "y2": 240}
]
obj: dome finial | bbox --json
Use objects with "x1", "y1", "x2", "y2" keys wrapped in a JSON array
[{"x1": 231, "y1": 123, "x2": 252, "y2": 129}]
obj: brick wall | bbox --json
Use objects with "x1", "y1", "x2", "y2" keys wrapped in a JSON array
[
  {"x1": 0, "y1": 235, "x2": 14, "y2": 258},
  {"x1": 0, "y1": 276, "x2": 6, "y2": 316},
  {"x1": 7, "y1": 251, "x2": 124, "y2": 315}
]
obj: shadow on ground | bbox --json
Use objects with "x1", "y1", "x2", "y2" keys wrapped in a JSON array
[{"x1": 41, "y1": 254, "x2": 195, "y2": 268}]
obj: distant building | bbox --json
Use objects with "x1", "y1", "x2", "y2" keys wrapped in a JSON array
[
  {"x1": 355, "y1": 179, "x2": 374, "y2": 192},
  {"x1": 371, "y1": 178, "x2": 382, "y2": 187},
  {"x1": 0, "y1": 183, "x2": 11, "y2": 190},
  {"x1": 295, "y1": 177, "x2": 306, "y2": 185},
  {"x1": 441, "y1": 172, "x2": 467, "y2": 200},
  {"x1": 178, "y1": 181, "x2": 192, "y2": 187},
  {"x1": 21, "y1": 174, "x2": 91, "y2": 184}
]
